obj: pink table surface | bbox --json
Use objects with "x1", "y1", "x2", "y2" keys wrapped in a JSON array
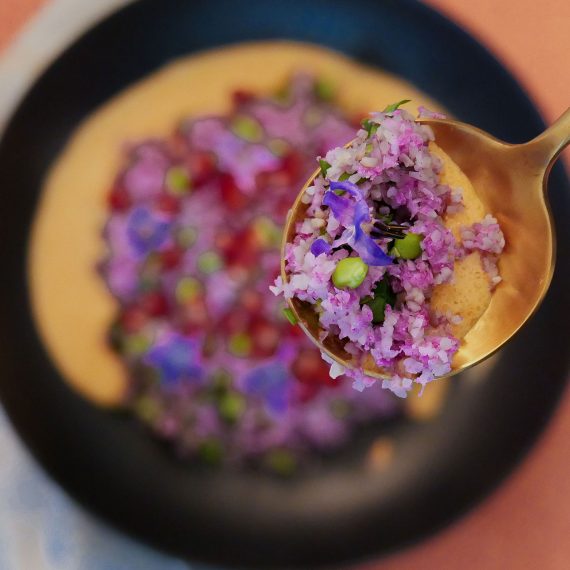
[{"x1": 1, "y1": 1, "x2": 569, "y2": 569}]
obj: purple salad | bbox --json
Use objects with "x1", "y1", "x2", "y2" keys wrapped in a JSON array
[{"x1": 100, "y1": 76, "x2": 408, "y2": 473}]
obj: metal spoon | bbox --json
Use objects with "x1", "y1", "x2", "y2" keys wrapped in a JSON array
[{"x1": 281, "y1": 108, "x2": 570, "y2": 379}]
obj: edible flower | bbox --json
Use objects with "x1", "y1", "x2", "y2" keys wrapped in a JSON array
[
  {"x1": 143, "y1": 332, "x2": 203, "y2": 385},
  {"x1": 310, "y1": 238, "x2": 332, "y2": 257},
  {"x1": 242, "y1": 362, "x2": 289, "y2": 415},
  {"x1": 323, "y1": 181, "x2": 392, "y2": 266},
  {"x1": 126, "y1": 206, "x2": 170, "y2": 256}
]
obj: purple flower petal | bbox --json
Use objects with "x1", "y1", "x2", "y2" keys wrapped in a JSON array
[
  {"x1": 126, "y1": 206, "x2": 171, "y2": 256},
  {"x1": 322, "y1": 190, "x2": 351, "y2": 222},
  {"x1": 144, "y1": 332, "x2": 203, "y2": 385},
  {"x1": 353, "y1": 201, "x2": 393, "y2": 266},
  {"x1": 325, "y1": 181, "x2": 392, "y2": 266},
  {"x1": 310, "y1": 238, "x2": 332, "y2": 257},
  {"x1": 242, "y1": 362, "x2": 289, "y2": 415}
]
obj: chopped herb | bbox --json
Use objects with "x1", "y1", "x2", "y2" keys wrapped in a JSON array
[
  {"x1": 198, "y1": 439, "x2": 224, "y2": 465},
  {"x1": 363, "y1": 277, "x2": 396, "y2": 324},
  {"x1": 319, "y1": 158, "x2": 331, "y2": 176},
  {"x1": 383, "y1": 99, "x2": 411, "y2": 113},
  {"x1": 231, "y1": 115, "x2": 263, "y2": 142},
  {"x1": 339, "y1": 172, "x2": 351, "y2": 181},
  {"x1": 282, "y1": 307, "x2": 298, "y2": 325},
  {"x1": 361, "y1": 118, "x2": 379, "y2": 136},
  {"x1": 265, "y1": 448, "x2": 297, "y2": 476},
  {"x1": 218, "y1": 391, "x2": 246, "y2": 423},
  {"x1": 314, "y1": 78, "x2": 336, "y2": 101}
]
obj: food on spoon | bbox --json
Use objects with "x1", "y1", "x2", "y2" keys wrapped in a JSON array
[{"x1": 274, "y1": 102, "x2": 505, "y2": 396}]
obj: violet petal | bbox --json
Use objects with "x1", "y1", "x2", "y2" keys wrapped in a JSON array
[{"x1": 310, "y1": 238, "x2": 332, "y2": 257}]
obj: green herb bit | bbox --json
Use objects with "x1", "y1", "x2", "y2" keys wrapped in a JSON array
[
  {"x1": 265, "y1": 448, "x2": 297, "y2": 476},
  {"x1": 319, "y1": 158, "x2": 331, "y2": 177},
  {"x1": 393, "y1": 232, "x2": 423, "y2": 260},
  {"x1": 198, "y1": 438, "x2": 224, "y2": 465},
  {"x1": 332, "y1": 257, "x2": 369, "y2": 289},
  {"x1": 231, "y1": 115, "x2": 263, "y2": 142},
  {"x1": 314, "y1": 78, "x2": 336, "y2": 101},
  {"x1": 361, "y1": 118, "x2": 379, "y2": 136},
  {"x1": 363, "y1": 277, "x2": 396, "y2": 324},
  {"x1": 176, "y1": 226, "x2": 198, "y2": 248},
  {"x1": 218, "y1": 391, "x2": 246, "y2": 423},
  {"x1": 338, "y1": 172, "x2": 351, "y2": 181},
  {"x1": 175, "y1": 276, "x2": 202, "y2": 304},
  {"x1": 268, "y1": 138, "x2": 289, "y2": 157},
  {"x1": 133, "y1": 396, "x2": 160, "y2": 422},
  {"x1": 228, "y1": 332, "x2": 252, "y2": 358},
  {"x1": 165, "y1": 166, "x2": 191, "y2": 195},
  {"x1": 282, "y1": 307, "x2": 298, "y2": 325},
  {"x1": 383, "y1": 99, "x2": 411, "y2": 113},
  {"x1": 198, "y1": 251, "x2": 223, "y2": 274}
]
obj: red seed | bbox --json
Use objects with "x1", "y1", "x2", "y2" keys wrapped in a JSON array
[
  {"x1": 292, "y1": 349, "x2": 336, "y2": 387},
  {"x1": 140, "y1": 292, "x2": 169, "y2": 317},
  {"x1": 160, "y1": 246, "x2": 183, "y2": 270},
  {"x1": 250, "y1": 318, "x2": 279, "y2": 358},
  {"x1": 220, "y1": 172, "x2": 247, "y2": 209},
  {"x1": 188, "y1": 152, "x2": 217, "y2": 185},
  {"x1": 281, "y1": 152, "x2": 302, "y2": 182},
  {"x1": 156, "y1": 194, "x2": 180, "y2": 214},
  {"x1": 120, "y1": 306, "x2": 147, "y2": 333},
  {"x1": 107, "y1": 185, "x2": 130, "y2": 212},
  {"x1": 232, "y1": 89, "x2": 255, "y2": 106}
]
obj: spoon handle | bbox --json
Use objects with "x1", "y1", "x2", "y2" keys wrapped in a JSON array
[{"x1": 524, "y1": 107, "x2": 570, "y2": 170}]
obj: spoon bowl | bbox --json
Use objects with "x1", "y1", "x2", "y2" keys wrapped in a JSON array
[{"x1": 282, "y1": 109, "x2": 570, "y2": 379}]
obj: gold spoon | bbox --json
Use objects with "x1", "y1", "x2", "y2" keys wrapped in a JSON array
[{"x1": 282, "y1": 108, "x2": 570, "y2": 379}]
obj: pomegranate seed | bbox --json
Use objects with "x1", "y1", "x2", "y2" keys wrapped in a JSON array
[
  {"x1": 140, "y1": 292, "x2": 169, "y2": 317},
  {"x1": 156, "y1": 194, "x2": 180, "y2": 214},
  {"x1": 160, "y1": 246, "x2": 183, "y2": 270},
  {"x1": 281, "y1": 152, "x2": 302, "y2": 182},
  {"x1": 292, "y1": 349, "x2": 336, "y2": 386},
  {"x1": 232, "y1": 89, "x2": 255, "y2": 106},
  {"x1": 188, "y1": 152, "x2": 217, "y2": 185},
  {"x1": 107, "y1": 185, "x2": 130, "y2": 212},
  {"x1": 120, "y1": 306, "x2": 147, "y2": 333},
  {"x1": 220, "y1": 172, "x2": 247, "y2": 209},
  {"x1": 250, "y1": 318, "x2": 279, "y2": 358}
]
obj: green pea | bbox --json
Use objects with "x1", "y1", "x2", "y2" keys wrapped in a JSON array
[
  {"x1": 198, "y1": 251, "x2": 223, "y2": 274},
  {"x1": 314, "y1": 78, "x2": 336, "y2": 101},
  {"x1": 198, "y1": 438, "x2": 224, "y2": 465},
  {"x1": 218, "y1": 392, "x2": 246, "y2": 423},
  {"x1": 175, "y1": 277, "x2": 202, "y2": 304},
  {"x1": 176, "y1": 226, "x2": 198, "y2": 248},
  {"x1": 265, "y1": 449, "x2": 297, "y2": 476},
  {"x1": 165, "y1": 166, "x2": 191, "y2": 195},
  {"x1": 268, "y1": 138, "x2": 289, "y2": 157},
  {"x1": 124, "y1": 333, "x2": 151, "y2": 356},
  {"x1": 133, "y1": 396, "x2": 160, "y2": 422},
  {"x1": 332, "y1": 257, "x2": 369, "y2": 289},
  {"x1": 393, "y1": 233, "x2": 423, "y2": 260},
  {"x1": 228, "y1": 332, "x2": 251, "y2": 357},
  {"x1": 282, "y1": 307, "x2": 298, "y2": 325},
  {"x1": 231, "y1": 115, "x2": 263, "y2": 142}
]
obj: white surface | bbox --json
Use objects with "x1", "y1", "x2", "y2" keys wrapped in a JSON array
[{"x1": 0, "y1": 1, "x2": 198, "y2": 568}]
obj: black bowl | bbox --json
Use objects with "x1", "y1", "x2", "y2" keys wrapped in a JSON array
[{"x1": 0, "y1": 0, "x2": 568, "y2": 568}]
